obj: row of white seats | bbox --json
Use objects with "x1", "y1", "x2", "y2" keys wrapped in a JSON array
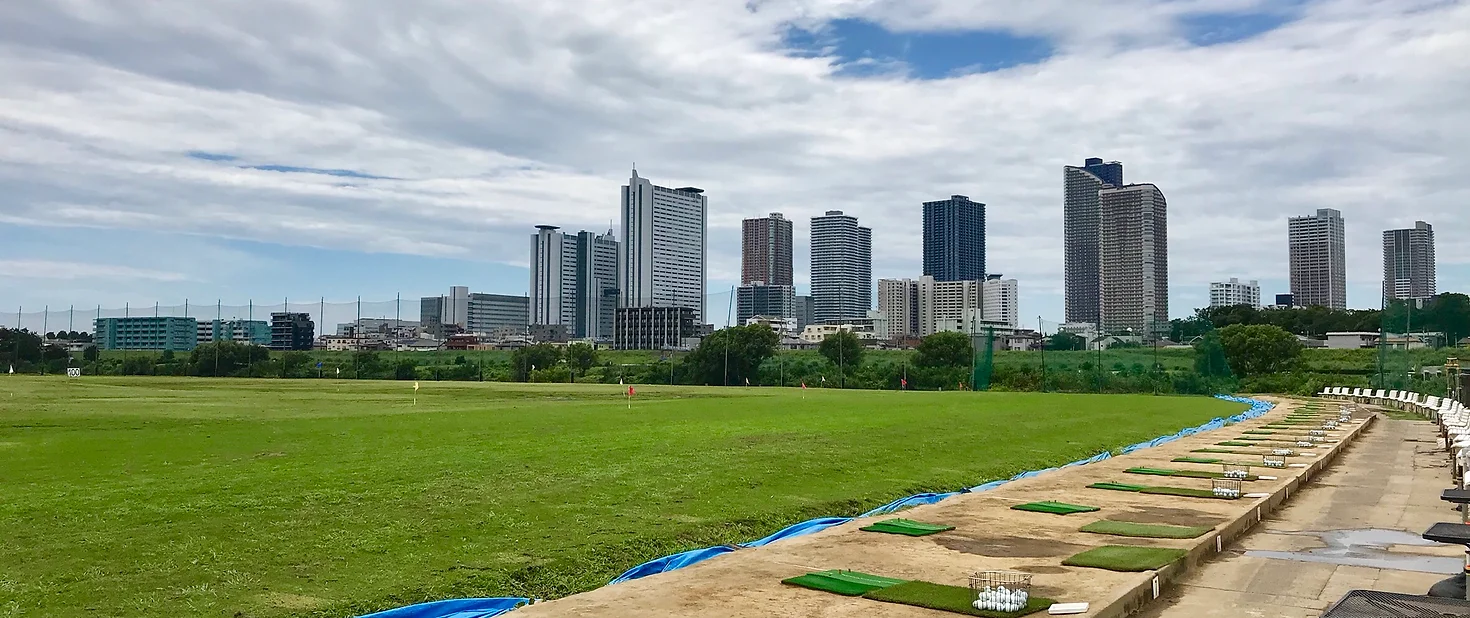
[{"x1": 1319, "y1": 386, "x2": 1466, "y2": 476}]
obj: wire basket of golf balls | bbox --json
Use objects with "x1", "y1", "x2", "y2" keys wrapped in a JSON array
[
  {"x1": 1272, "y1": 448, "x2": 1296, "y2": 456},
  {"x1": 1321, "y1": 420, "x2": 1339, "y2": 430},
  {"x1": 1295, "y1": 439, "x2": 1315, "y2": 447},
  {"x1": 1262, "y1": 454, "x2": 1286, "y2": 468},
  {"x1": 970, "y1": 571, "x2": 1032, "y2": 613},
  {"x1": 1212, "y1": 478, "x2": 1243, "y2": 499},
  {"x1": 1222, "y1": 464, "x2": 1251, "y2": 479},
  {"x1": 1308, "y1": 429, "x2": 1326, "y2": 437}
]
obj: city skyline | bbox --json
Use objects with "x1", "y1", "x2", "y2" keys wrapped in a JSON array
[{"x1": 3, "y1": 2, "x2": 1467, "y2": 326}]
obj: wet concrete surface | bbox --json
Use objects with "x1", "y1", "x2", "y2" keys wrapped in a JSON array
[{"x1": 1245, "y1": 528, "x2": 1462, "y2": 574}]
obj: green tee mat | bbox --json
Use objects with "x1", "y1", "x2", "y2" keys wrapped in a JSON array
[
  {"x1": 1062, "y1": 545, "x2": 1189, "y2": 572},
  {"x1": 782, "y1": 570, "x2": 907, "y2": 596},
  {"x1": 1139, "y1": 486, "x2": 1235, "y2": 499},
  {"x1": 1080, "y1": 519, "x2": 1212, "y2": 539},
  {"x1": 1171, "y1": 457, "x2": 1257, "y2": 466},
  {"x1": 1235, "y1": 436, "x2": 1271, "y2": 441},
  {"x1": 1242, "y1": 430, "x2": 1275, "y2": 435},
  {"x1": 862, "y1": 580, "x2": 1055, "y2": 617},
  {"x1": 1215, "y1": 441, "x2": 1257, "y2": 447},
  {"x1": 861, "y1": 518, "x2": 956, "y2": 536},
  {"x1": 1087, "y1": 482, "x2": 1145, "y2": 492},
  {"x1": 1011, "y1": 501, "x2": 1100, "y2": 515},
  {"x1": 1125, "y1": 467, "x2": 1258, "y2": 481}
]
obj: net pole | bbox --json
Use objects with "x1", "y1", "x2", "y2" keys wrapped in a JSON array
[
  {"x1": 1038, "y1": 316, "x2": 1046, "y2": 393},
  {"x1": 40, "y1": 306, "x2": 48, "y2": 375},
  {"x1": 215, "y1": 300, "x2": 222, "y2": 378}
]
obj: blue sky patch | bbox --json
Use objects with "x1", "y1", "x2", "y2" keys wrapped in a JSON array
[
  {"x1": 241, "y1": 164, "x2": 394, "y2": 180},
  {"x1": 187, "y1": 151, "x2": 237, "y2": 161},
  {"x1": 1180, "y1": 6, "x2": 1304, "y2": 46},
  {"x1": 785, "y1": 18, "x2": 1054, "y2": 78}
]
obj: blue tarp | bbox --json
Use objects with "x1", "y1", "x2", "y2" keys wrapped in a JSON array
[
  {"x1": 361, "y1": 395, "x2": 1273, "y2": 617},
  {"x1": 859, "y1": 492, "x2": 962, "y2": 518},
  {"x1": 742, "y1": 517, "x2": 852, "y2": 548},
  {"x1": 607, "y1": 545, "x2": 738, "y2": 585},
  {"x1": 356, "y1": 598, "x2": 531, "y2": 618}
]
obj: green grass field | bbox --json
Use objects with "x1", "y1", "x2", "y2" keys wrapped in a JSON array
[{"x1": 0, "y1": 377, "x2": 1246, "y2": 618}]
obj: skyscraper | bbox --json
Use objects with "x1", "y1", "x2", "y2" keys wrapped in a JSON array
[
  {"x1": 530, "y1": 226, "x2": 577, "y2": 327},
  {"x1": 1063, "y1": 157, "x2": 1123, "y2": 324},
  {"x1": 810, "y1": 210, "x2": 872, "y2": 323},
  {"x1": 1288, "y1": 208, "x2": 1347, "y2": 309},
  {"x1": 531, "y1": 225, "x2": 619, "y2": 339},
  {"x1": 1383, "y1": 221, "x2": 1436, "y2": 302},
  {"x1": 1099, "y1": 183, "x2": 1168, "y2": 337},
  {"x1": 621, "y1": 169, "x2": 708, "y2": 322},
  {"x1": 922, "y1": 195, "x2": 986, "y2": 282},
  {"x1": 741, "y1": 213, "x2": 793, "y2": 286}
]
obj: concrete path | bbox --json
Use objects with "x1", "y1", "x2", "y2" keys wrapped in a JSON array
[{"x1": 1141, "y1": 414, "x2": 1459, "y2": 618}]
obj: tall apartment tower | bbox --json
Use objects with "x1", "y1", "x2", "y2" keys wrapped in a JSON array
[
  {"x1": 621, "y1": 169, "x2": 708, "y2": 322},
  {"x1": 530, "y1": 226, "x2": 577, "y2": 327},
  {"x1": 878, "y1": 278, "x2": 921, "y2": 339},
  {"x1": 741, "y1": 213, "x2": 793, "y2": 286},
  {"x1": 922, "y1": 195, "x2": 986, "y2": 282},
  {"x1": 1063, "y1": 157, "x2": 1124, "y2": 324},
  {"x1": 1383, "y1": 221, "x2": 1436, "y2": 302},
  {"x1": 531, "y1": 226, "x2": 619, "y2": 339},
  {"x1": 1098, "y1": 184, "x2": 1168, "y2": 337},
  {"x1": 811, "y1": 210, "x2": 873, "y2": 323},
  {"x1": 1288, "y1": 208, "x2": 1347, "y2": 309}
]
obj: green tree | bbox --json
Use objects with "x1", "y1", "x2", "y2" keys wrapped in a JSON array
[
  {"x1": 1216, "y1": 324, "x2": 1302, "y2": 377},
  {"x1": 1192, "y1": 331, "x2": 1232, "y2": 378},
  {"x1": 510, "y1": 344, "x2": 562, "y2": 381},
  {"x1": 190, "y1": 341, "x2": 271, "y2": 377},
  {"x1": 1046, "y1": 332, "x2": 1084, "y2": 351},
  {"x1": 82, "y1": 345, "x2": 99, "y2": 363},
  {"x1": 683, "y1": 325, "x2": 779, "y2": 386},
  {"x1": 564, "y1": 343, "x2": 599, "y2": 377},
  {"x1": 818, "y1": 331, "x2": 864, "y2": 372},
  {"x1": 914, "y1": 331, "x2": 972, "y2": 368},
  {"x1": 394, "y1": 359, "x2": 418, "y2": 380}
]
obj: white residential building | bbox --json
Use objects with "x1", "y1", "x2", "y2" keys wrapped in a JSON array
[
  {"x1": 1209, "y1": 278, "x2": 1261, "y2": 308},
  {"x1": 531, "y1": 226, "x2": 619, "y2": 340},
  {"x1": 880, "y1": 275, "x2": 1017, "y2": 338},
  {"x1": 1383, "y1": 221, "x2": 1436, "y2": 302},
  {"x1": 621, "y1": 168, "x2": 707, "y2": 322},
  {"x1": 878, "y1": 278, "x2": 919, "y2": 339},
  {"x1": 982, "y1": 277, "x2": 1019, "y2": 329}
]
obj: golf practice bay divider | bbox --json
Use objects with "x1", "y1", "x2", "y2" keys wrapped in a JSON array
[{"x1": 356, "y1": 395, "x2": 1280, "y2": 618}]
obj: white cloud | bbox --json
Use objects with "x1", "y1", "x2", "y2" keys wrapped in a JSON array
[{"x1": 0, "y1": 0, "x2": 1467, "y2": 318}]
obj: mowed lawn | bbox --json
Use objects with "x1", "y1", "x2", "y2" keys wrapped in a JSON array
[{"x1": 0, "y1": 378, "x2": 1246, "y2": 618}]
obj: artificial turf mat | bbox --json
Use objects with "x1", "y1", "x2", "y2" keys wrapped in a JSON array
[
  {"x1": 1242, "y1": 430, "x2": 1275, "y2": 435},
  {"x1": 861, "y1": 518, "x2": 955, "y2": 536},
  {"x1": 1139, "y1": 486, "x2": 1233, "y2": 499},
  {"x1": 782, "y1": 570, "x2": 906, "y2": 596},
  {"x1": 1088, "y1": 482, "x2": 1146, "y2": 492},
  {"x1": 1236, "y1": 437, "x2": 1271, "y2": 441},
  {"x1": 862, "y1": 580, "x2": 1055, "y2": 617},
  {"x1": 1215, "y1": 441, "x2": 1257, "y2": 447},
  {"x1": 1125, "y1": 467, "x2": 1258, "y2": 481},
  {"x1": 1011, "y1": 501, "x2": 1100, "y2": 515},
  {"x1": 1172, "y1": 456, "x2": 1220, "y2": 464},
  {"x1": 1062, "y1": 545, "x2": 1189, "y2": 572},
  {"x1": 1080, "y1": 519, "x2": 1212, "y2": 539},
  {"x1": 1191, "y1": 448, "x2": 1239, "y2": 454}
]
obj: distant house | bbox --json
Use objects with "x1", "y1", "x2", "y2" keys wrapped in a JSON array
[
  {"x1": 1325, "y1": 332, "x2": 1379, "y2": 349},
  {"x1": 1296, "y1": 335, "x2": 1326, "y2": 348}
]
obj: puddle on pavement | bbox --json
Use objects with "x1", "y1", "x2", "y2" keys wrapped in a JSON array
[{"x1": 1245, "y1": 528, "x2": 1463, "y2": 574}]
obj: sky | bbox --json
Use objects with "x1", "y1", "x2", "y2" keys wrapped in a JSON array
[{"x1": 1, "y1": 0, "x2": 1468, "y2": 331}]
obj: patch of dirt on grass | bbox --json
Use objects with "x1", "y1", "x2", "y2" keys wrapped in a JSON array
[
  {"x1": 252, "y1": 451, "x2": 287, "y2": 459},
  {"x1": 933, "y1": 534, "x2": 1086, "y2": 558},
  {"x1": 1110, "y1": 507, "x2": 1223, "y2": 529},
  {"x1": 257, "y1": 592, "x2": 329, "y2": 610}
]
